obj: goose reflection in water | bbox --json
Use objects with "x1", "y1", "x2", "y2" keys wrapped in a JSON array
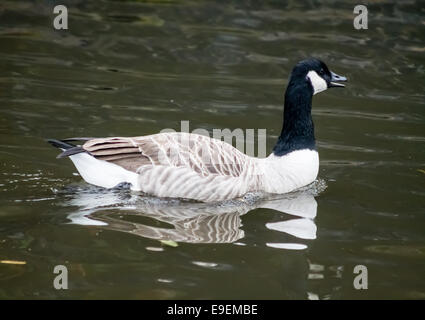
[{"x1": 65, "y1": 181, "x2": 323, "y2": 247}]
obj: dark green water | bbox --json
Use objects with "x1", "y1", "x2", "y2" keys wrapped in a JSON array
[{"x1": 0, "y1": 0, "x2": 424, "y2": 299}]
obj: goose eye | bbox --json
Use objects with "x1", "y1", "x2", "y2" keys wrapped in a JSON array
[{"x1": 319, "y1": 69, "x2": 324, "y2": 76}]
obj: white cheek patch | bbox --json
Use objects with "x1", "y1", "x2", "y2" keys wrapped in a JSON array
[{"x1": 307, "y1": 70, "x2": 327, "y2": 95}]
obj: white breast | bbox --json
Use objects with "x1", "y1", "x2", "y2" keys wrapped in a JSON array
[{"x1": 259, "y1": 149, "x2": 319, "y2": 194}]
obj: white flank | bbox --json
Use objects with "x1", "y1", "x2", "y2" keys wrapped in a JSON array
[
  {"x1": 69, "y1": 153, "x2": 139, "y2": 189},
  {"x1": 307, "y1": 70, "x2": 327, "y2": 95}
]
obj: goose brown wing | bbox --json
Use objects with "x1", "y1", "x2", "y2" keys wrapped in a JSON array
[{"x1": 82, "y1": 132, "x2": 249, "y2": 177}]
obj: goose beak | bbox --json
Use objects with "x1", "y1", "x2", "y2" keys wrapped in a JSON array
[{"x1": 329, "y1": 71, "x2": 347, "y2": 88}]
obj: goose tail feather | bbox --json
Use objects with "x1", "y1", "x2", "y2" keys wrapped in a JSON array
[{"x1": 47, "y1": 139, "x2": 86, "y2": 159}]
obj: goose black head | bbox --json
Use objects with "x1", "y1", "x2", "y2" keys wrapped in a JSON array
[
  {"x1": 290, "y1": 58, "x2": 347, "y2": 95},
  {"x1": 273, "y1": 58, "x2": 348, "y2": 156}
]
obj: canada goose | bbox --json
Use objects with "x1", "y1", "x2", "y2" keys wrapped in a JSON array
[{"x1": 48, "y1": 58, "x2": 347, "y2": 203}]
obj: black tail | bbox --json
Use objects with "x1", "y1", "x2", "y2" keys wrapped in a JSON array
[
  {"x1": 47, "y1": 139, "x2": 86, "y2": 159},
  {"x1": 47, "y1": 139, "x2": 75, "y2": 150}
]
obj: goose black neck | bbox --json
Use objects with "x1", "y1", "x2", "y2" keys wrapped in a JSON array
[{"x1": 273, "y1": 80, "x2": 316, "y2": 156}]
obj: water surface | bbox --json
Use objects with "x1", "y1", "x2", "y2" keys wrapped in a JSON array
[{"x1": 0, "y1": 0, "x2": 424, "y2": 299}]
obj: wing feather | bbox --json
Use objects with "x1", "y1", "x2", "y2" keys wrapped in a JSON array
[{"x1": 82, "y1": 132, "x2": 251, "y2": 178}]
